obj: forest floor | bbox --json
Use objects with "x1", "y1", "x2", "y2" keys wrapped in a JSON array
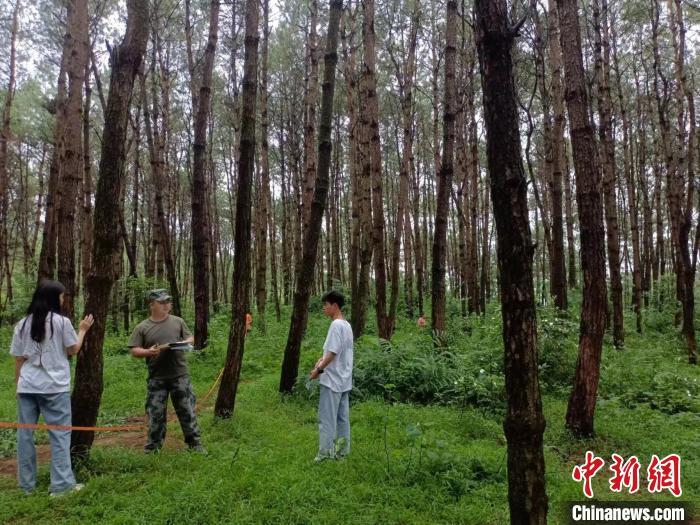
[{"x1": 0, "y1": 295, "x2": 698, "y2": 524}]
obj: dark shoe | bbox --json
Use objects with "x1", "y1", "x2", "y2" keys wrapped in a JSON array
[
  {"x1": 144, "y1": 445, "x2": 162, "y2": 454},
  {"x1": 188, "y1": 444, "x2": 208, "y2": 456}
]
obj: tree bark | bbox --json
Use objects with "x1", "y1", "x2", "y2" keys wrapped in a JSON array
[
  {"x1": 357, "y1": 0, "x2": 390, "y2": 339},
  {"x1": 215, "y1": 0, "x2": 260, "y2": 416},
  {"x1": 545, "y1": 0, "x2": 568, "y2": 310},
  {"x1": 302, "y1": 0, "x2": 320, "y2": 233},
  {"x1": 70, "y1": 0, "x2": 149, "y2": 458},
  {"x1": 474, "y1": 0, "x2": 548, "y2": 521},
  {"x1": 141, "y1": 54, "x2": 181, "y2": 315},
  {"x1": 57, "y1": 0, "x2": 89, "y2": 319},
  {"x1": 388, "y1": 0, "x2": 419, "y2": 336},
  {"x1": 666, "y1": 0, "x2": 697, "y2": 364},
  {"x1": 80, "y1": 64, "x2": 93, "y2": 296},
  {"x1": 38, "y1": 37, "x2": 69, "y2": 283},
  {"x1": 256, "y1": 0, "x2": 271, "y2": 333},
  {"x1": 279, "y1": 0, "x2": 343, "y2": 394},
  {"x1": 557, "y1": 0, "x2": 608, "y2": 437},
  {"x1": 351, "y1": 3, "x2": 375, "y2": 339},
  {"x1": 431, "y1": 0, "x2": 457, "y2": 333},
  {"x1": 466, "y1": 50, "x2": 481, "y2": 315},
  {"x1": 563, "y1": 145, "x2": 576, "y2": 289},
  {"x1": 191, "y1": 0, "x2": 220, "y2": 348},
  {"x1": 611, "y1": 18, "x2": 642, "y2": 332},
  {"x1": 593, "y1": 0, "x2": 623, "y2": 347},
  {"x1": 480, "y1": 172, "x2": 491, "y2": 312},
  {"x1": 0, "y1": 1, "x2": 19, "y2": 302}
]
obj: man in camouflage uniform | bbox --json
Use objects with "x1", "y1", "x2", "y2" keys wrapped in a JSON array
[{"x1": 128, "y1": 289, "x2": 205, "y2": 453}]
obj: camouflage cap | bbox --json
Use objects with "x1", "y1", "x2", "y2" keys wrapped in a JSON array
[{"x1": 148, "y1": 289, "x2": 172, "y2": 302}]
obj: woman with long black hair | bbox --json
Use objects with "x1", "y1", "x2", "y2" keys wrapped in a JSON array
[{"x1": 9, "y1": 279, "x2": 94, "y2": 496}]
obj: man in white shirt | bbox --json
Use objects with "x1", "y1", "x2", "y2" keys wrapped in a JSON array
[{"x1": 309, "y1": 291, "x2": 354, "y2": 461}]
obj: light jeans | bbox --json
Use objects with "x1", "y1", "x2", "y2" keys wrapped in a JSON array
[
  {"x1": 318, "y1": 385, "x2": 350, "y2": 458},
  {"x1": 17, "y1": 392, "x2": 76, "y2": 494}
]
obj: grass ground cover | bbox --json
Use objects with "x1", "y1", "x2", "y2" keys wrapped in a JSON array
[{"x1": 0, "y1": 298, "x2": 697, "y2": 524}]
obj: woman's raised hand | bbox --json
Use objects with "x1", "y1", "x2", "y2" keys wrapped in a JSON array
[{"x1": 79, "y1": 314, "x2": 95, "y2": 332}]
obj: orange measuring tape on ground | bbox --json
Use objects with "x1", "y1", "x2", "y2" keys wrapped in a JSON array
[
  {"x1": 0, "y1": 367, "x2": 226, "y2": 433},
  {"x1": 0, "y1": 421, "x2": 145, "y2": 432}
]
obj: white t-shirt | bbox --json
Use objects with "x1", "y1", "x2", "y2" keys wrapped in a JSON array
[
  {"x1": 320, "y1": 319, "x2": 354, "y2": 393},
  {"x1": 10, "y1": 313, "x2": 78, "y2": 394}
]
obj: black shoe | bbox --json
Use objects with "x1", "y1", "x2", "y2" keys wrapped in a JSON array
[{"x1": 188, "y1": 444, "x2": 208, "y2": 456}]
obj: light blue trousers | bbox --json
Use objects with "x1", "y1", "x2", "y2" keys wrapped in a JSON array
[
  {"x1": 17, "y1": 392, "x2": 76, "y2": 494},
  {"x1": 318, "y1": 385, "x2": 350, "y2": 458}
]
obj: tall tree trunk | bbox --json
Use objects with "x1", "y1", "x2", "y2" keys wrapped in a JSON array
[
  {"x1": 0, "y1": 1, "x2": 19, "y2": 302},
  {"x1": 412, "y1": 154, "x2": 425, "y2": 317},
  {"x1": 80, "y1": 64, "x2": 93, "y2": 296},
  {"x1": 279, "y1": 0, "x2": 343, "y2": 394},
  {"x1": 611, "y1": 19, "x2": 642, "y2": 332},
  {"x1": 39, "y1": 47, "x2": 70, "y2": 283},
  {"x1": 388, "y1": 1, "x2": 419, "y2": 337},
  {"x1": 557, "y1": 0, "x2": 608, "y2": 437},
  {"x1": 404, "y1": 198, "x2": 414, "y2": 318},
  {"x1": 593, "y1": 0, "x2": 623, "y2": 347},
  {"x1": 456, "y1": 152, "x2": 469, "y2": 317},
  {"x1": 279, "y1": 112, "x2": 291, "y2": 305},
  {"x1": 563, "y1": 145, "x2": 576, "y2": 288},
  {"x1": 345, "y1": 8, "x2": 360, "y2": 311},
  {"x1": 480, "y1": 172, "x2": 491, "y2": 312},
  {"x1": 57, "y1": 0, "x2": 89, "y2": 319},
  {"x1": 256, "y1": 0, "x2": 271, "y2": 334},
  {"x1": 31, "y1": 146, "x2": 46, "y2": 262},
  {"x1": 71, "y1": 0, "x2": 148, "y2": 458},
  {"x1": 351, "y1": 3, "x2": 375, "y2": 339},
  {"x1": 546, "y1": 0, "x2": 568, "y2": 310},
  {"x1": 666, "y1": 0, "x2": 697, "y2": 364},
  {"x1": 302, "y1": 0, "x2": 320, "y2": 233},
  {"x1": 191, "y1": 0, "x2": 220, "y2": 348},
  {"x1": 141, "y1": 57, "x2": 181, "y2": 315},
  {"x1": 474, "y1": 1, "x2": 548, "y2": 522},
  {"x1": 215, "y1": 0, "x2": 260, "y2": 416},
  {"x1": 466, "y1": 52, "x2": 481, "y2": 315},
  {"x1": 269, "y1": 186, "x2": 281, "y2": 322},
  {"x1": 126, "y1": 108, "x2": 141, "y2": 276},
  {"x1": 634, "y1": 63, "x2": 653, "y2": 306},
  {"x1": 431, "y1": 0, "x2": 456, "y2": 333},
  {"x1": 357, "y1": 0, "x2": 390, "y2": 339}
]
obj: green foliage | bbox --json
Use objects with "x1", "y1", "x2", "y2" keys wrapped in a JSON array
[
  {"x1": 0, "y1": 292, "x2": 699, "y2": 523},
  {"x1": 352, "y1": 336, "x2": 506, "y2": 412},
  {"x1": 118, "y1": 275, "x2": 170, "y2": 323},
  {"x1": 2, "y1": 276, "x2": 35, "y2": 325},
  {"x1": 537, "y1": 306, "x2": 579, "y2": 394},
  {"x1": 0, "y1": 429, "x2": 14, "y2": 458},
  {"x1": 383, "y1": 421, "x2": 505, "y2": 501},
  {"x1": 617, "y1": 372, "x2": 700, "y2": 415}
]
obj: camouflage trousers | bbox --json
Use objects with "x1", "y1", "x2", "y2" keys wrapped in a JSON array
[{"x1": 145, "y1": 375, "x2": 201, "y2": 451}]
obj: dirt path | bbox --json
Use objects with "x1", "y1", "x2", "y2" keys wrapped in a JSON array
[{"x1": 0, "y1": 405, "x2": 207, "y2": 478}]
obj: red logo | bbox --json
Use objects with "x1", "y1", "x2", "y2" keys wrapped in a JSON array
[
  {"x1": 573, "y1": 452, "x2": 683, "y2": 498},
  {"x1": 572, "y1": 451, "x2": 606, "y2": 498},
  {"x1": 647, "y1": 454, "x2": 682, "y2": 497},
  {"x1": 609, "y1": 454, "x2": 641, "y2": 494}
]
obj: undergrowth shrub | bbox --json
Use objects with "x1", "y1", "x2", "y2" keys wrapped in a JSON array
[
  {"x1": 537, "y1": 306, "x2": 578, "y2": 394},
  {"x1": 617, "y1": 372, "x2": 700, "y2": 415},
  {"x1": 0, "y1": 429, "x2": 15, "y2": 458},
  {"x1": 384, "y1": 422, "x2": 506, "y2": 501},
  {"x1": 352, "y1": 338, "x2": 506, "y2": 412}
]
